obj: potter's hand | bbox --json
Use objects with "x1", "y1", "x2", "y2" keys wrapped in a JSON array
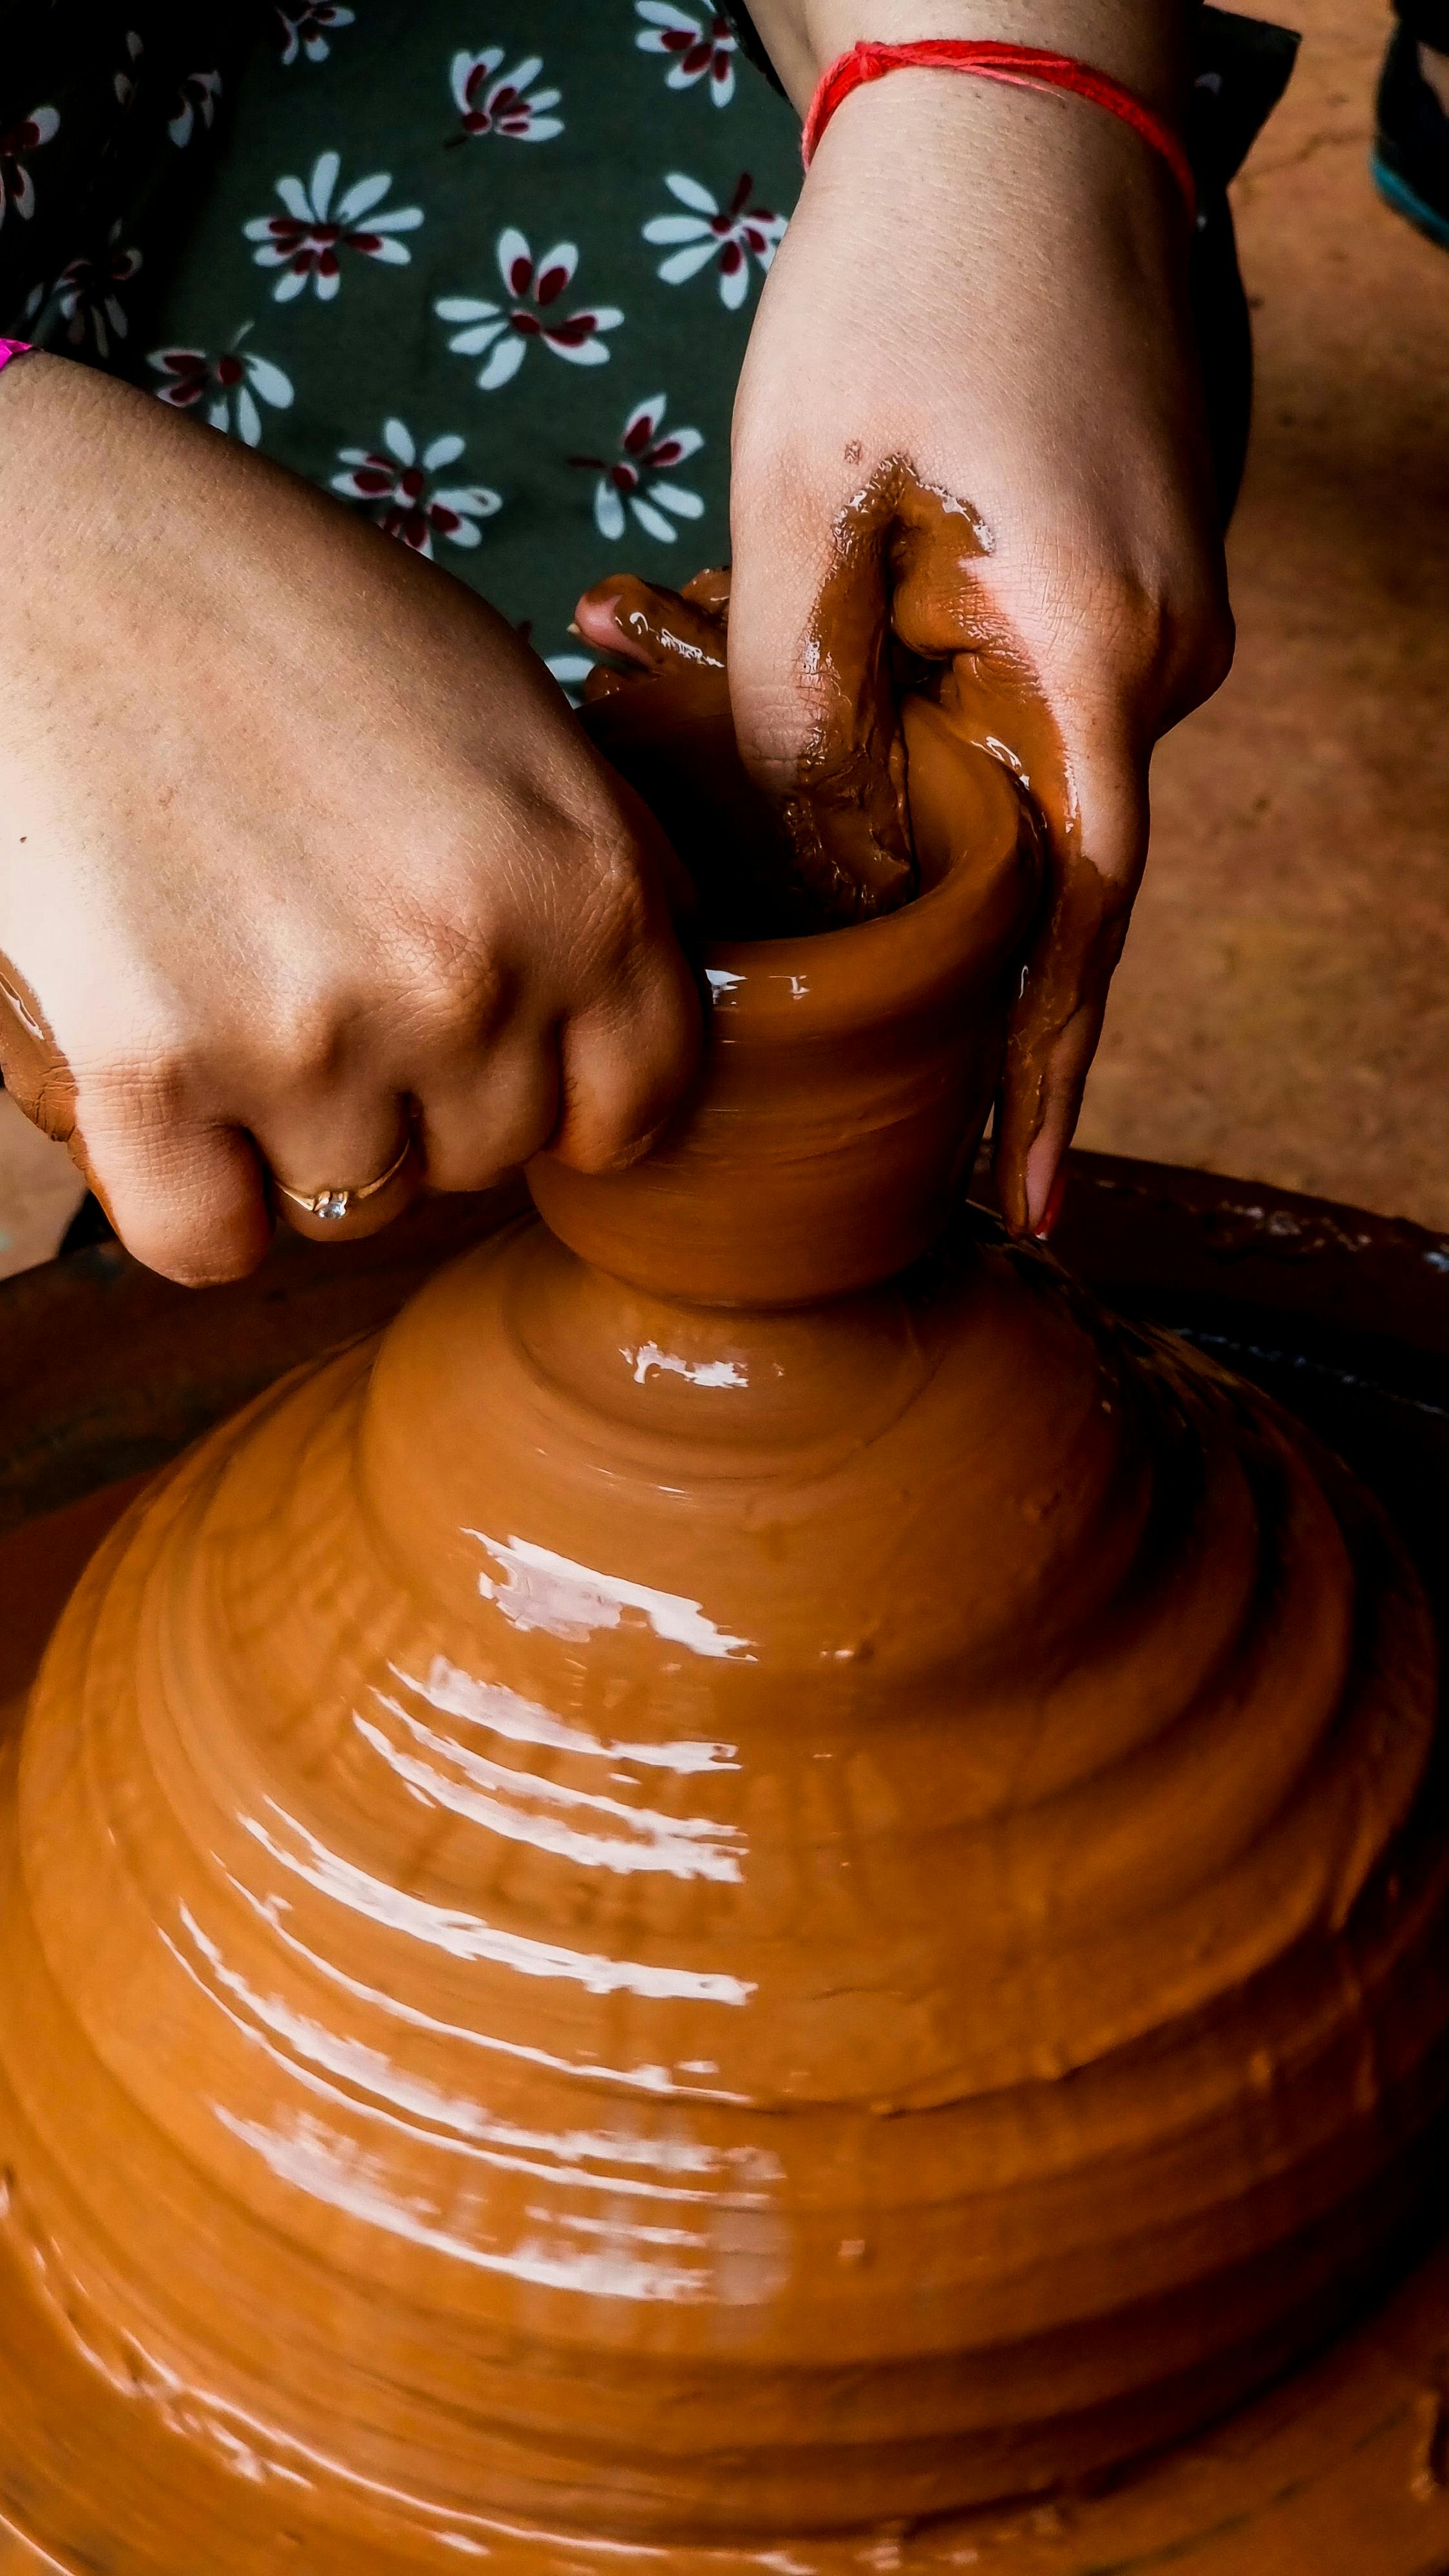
[
  {"x1": 0, "y1": 357, "x2": 697, "y2": 1284},
  {"x1": 728, "y1": 1, "x2": 1233, "y2": 1235}
]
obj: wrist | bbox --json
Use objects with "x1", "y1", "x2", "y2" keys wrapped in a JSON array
[{"x1": 745, "y1": 0, "x2": 1189, "y2": 120}]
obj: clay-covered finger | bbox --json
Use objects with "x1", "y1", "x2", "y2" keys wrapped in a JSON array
[
  {"x1": 0, "y1": 954, "x2": 78, "y2": 1149},
  {"x1": 884, "y1": 538, "x2": 1146, "y2": 1242},
  {"x1": 991, "y1": 724, "x2": 1145, "y2": 1238},
  {"x1": 573, "y1": 573, "x2": 728, "y2": 687},
  {"x1": 726, "y1": 448, "x2": 916, "y2": 924}
]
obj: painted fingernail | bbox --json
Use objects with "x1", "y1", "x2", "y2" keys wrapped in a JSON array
[{"x1": 1033, "y1": 1167, "x2": 1067, "y2": 1244}]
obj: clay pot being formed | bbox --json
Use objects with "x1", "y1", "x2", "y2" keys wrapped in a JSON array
[{"x1": 0, "y1": 710, "x2": 1445, "y2": 2574}]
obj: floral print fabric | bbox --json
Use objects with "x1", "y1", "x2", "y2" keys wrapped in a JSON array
[
  {"x1": 1, "y1": 6, "x2": 257, "y2": 359},
  {"x1": 3, "y1": 3, "x2": 802, "y2": 683}
]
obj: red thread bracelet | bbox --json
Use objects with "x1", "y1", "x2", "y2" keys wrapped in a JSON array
[{"x1": 801, "y1": 39, "x2": 1195, "y2": 220}]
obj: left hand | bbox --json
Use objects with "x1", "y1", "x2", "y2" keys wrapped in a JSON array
[{"x1": 725, "y1": 25, "x2": 1233, "y2": 1236}]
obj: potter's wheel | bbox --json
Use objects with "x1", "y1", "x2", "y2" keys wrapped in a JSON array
[{"x1": 1, "y1": 1152, "x2": 1448, "y2": 2576}]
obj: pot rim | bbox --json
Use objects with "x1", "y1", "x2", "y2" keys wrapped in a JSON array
[{"x1": 695, "y1": 741, "x2": 1035, "y2": 1043}]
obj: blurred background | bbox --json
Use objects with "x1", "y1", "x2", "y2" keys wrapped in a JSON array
[{"x1": 2, "y1": 0, "x2": 1444, "y2": 1280}]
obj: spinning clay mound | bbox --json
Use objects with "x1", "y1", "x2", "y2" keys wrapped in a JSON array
[{"x1": 0, "y1": 599, "x2": 1445, "y2": 2573}]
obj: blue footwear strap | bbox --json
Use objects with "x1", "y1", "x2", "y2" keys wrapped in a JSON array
[{"x1": 1371, "y1": 149, "x2": 1449, "y2": 249}]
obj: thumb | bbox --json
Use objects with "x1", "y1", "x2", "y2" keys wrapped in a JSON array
[
  {"x1": 992, "y1": 728, "x2": 1145, "y2": 1240},
  {"x1": 925, "y1": 638, "x2": 1147, "y2": 1239},
  {"x1": 728, "y1": 453, "x2": 1144, "y2": 1226},
  {"x1": 726, "y1": 456, "x2": 916, "y2": 924}
]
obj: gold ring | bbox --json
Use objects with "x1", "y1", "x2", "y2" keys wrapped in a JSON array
[{"x1": 274, "y1": 1135, "x2": 413, "y2": 1224}]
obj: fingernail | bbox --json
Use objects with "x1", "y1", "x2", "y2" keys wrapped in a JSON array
[{"x1": 1033, "y1": 1167, "x2": 1067, "y2": 1244}]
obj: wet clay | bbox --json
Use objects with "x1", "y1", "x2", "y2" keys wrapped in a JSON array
[
  {"x1": 0, "y1": 957, "x2": 87, "y2": 1198},
  {"x1": 0, "y1": 667, "x2": 1446, "y2": 2570},
  {"x1": 578, "y1": 570, "x2": 815, "y2": 941},
  {"x1": 577, "y1": 471, "x2": 1127, "y2": 1231}
]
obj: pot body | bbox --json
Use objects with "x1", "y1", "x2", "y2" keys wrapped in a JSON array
[
  {"x1": 0, "y1": 1208, "x2": 1444, "y2": 2568},
  {"x1": 532, "y1": 698, "x2": 1039, "y2": 1305},
  {"x1": 0, "y1": 732, "x2": 1444, "y2": 2571}
]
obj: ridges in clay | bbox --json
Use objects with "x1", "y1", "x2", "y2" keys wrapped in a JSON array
[
  {"x1": 0, "y1": 1201, "x2": 1443, "y2": 2561},
  {"x1": 0, "y1": 626, "x2": 1443, "y2": 2570}
]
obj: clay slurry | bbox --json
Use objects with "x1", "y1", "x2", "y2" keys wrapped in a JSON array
[
  {"x1": 575, "y1": 478, "x2": 1125, "y2": 1235},
  {"x1": 0, "y1": 586, "x2": 1444, "y2": 2571}
]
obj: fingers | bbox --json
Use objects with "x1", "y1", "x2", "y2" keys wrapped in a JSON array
[
  {"x1": 30, "y1": 882, "x2": 697, "y2": 1285},
  {"x1": 547, "y1": 799, "x2": 702, "y2": 1171},
  {"x1": 726, "y1": 446, "x2": 915, "y2": 925},
  {"x1": 994, "y1": 815, "x2": 1139, "y2": 1243},
  {"x1": 0, "y1": 965, "x2": 274, "y2": 1285},
  {"x1": 574, "y1": 575, "x2": 727, "y2": 681},
  {"x1": 891, "y1": 487, "x2": 1223, "y2": 1239},
  {"x1": 968, "y1": 606, "x2": 1226, "y2": 1238},
  {"x1": 943, "y1": 647, "x2": 1146, "y2": 1241},
  {"x1": 729, "y1": 431, "x2": 1154, "y2": 1233},
  {"x1": 412, "y1": 1036, "x2": 559, "y2": 1194},
  {"x1": 261, "y1": 1090, "x2": 422, "y2": 1245},
  {"x1": 70, "y1": 1092, "x2": 273, "y2": 1287},
  {"x1": 550, "y1": 940, "x2": 702, "y2": 1175}
]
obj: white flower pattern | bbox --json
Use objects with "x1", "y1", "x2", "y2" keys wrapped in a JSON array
[
  {"x1": 34, "y1": 3, "x2": 806, "y2": 661},
  {"x1": 169, "y1": 68, "x2": 223, "y2": 150},
  {"x1": 331, "y1": 417, "x2": 502, "y2": 555},
  {"x1": 437, "y1": 231, "x2": 623, "y2": 390},
  {"x1": 276, "y1": 4, "x2": 356, "y2": 67},
  {"x1": 570, "y1": 394, "x2": 705, "y2": 544},
  {"x1": 53, "y1": 222, "x2": 141, "y2": 358},
  {"x1": 450, "y1": 50, "x2": 563, "y2": 142},
  {"x1": 634, "y1": 5, "x2": 737, "y2": 106},
  {"x1": 244, "y1": 151, "x2": 423, "y2": 300},
  {"x1": 643, "y1": 171, "x2": 785, "y2": 308},
  {"x1": 148, "y1": 335, "x2": 294, "y2": 446},
  {"x1": 0, "y1": 105, "x2": 61, "y2": 230}
]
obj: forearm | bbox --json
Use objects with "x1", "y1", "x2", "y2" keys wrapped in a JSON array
[{"x1": 741, "y1": 0, "x2": 1190, "y2": 118}]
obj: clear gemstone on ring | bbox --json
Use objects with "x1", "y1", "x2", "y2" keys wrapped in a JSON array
[{"x1": 315, "y1": 1190, "x2": 350, "y2": 1222}]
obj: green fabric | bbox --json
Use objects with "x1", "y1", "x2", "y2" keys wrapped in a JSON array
[{"x1": 123, "y1": 1, "x2": 802, "y2": 681}]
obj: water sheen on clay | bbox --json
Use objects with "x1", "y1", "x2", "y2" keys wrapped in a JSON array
[
  {"x1": 575, "y1": 511, "x2": 1126, "y2": 1236},
  {"x1": 0, "y1": 630, "x2": 1445, "y2": 2575}
]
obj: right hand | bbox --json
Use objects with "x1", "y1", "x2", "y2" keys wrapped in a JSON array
[
  {"x1": 0, "y1": 355, "x2": 699, "y2": 1284},
  {"x1": 723, "y1": 0, "x2": 1231, "y2": 1240}
]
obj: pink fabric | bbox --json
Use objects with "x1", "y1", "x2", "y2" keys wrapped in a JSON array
[{"x1": 0, "y1": 339, "x2": 32, "y2": 374}]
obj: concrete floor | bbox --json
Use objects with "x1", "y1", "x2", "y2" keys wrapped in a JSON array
[
  {"x1": 0, "y1": 1099, "x2": 82, "y2": 1280},
  {"x1": 1, "y1": 0, "x2": 1443, "y2": 1280},
  {"x1": 1076, "y1": 0, "x2": 1449, "y2": 1228}
]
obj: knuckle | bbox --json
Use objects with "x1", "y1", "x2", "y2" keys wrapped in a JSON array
[
  {"x1": 378, "y1": 904, "x2": 511, "y2": 1059},
  {"x1": 123, "y1": 1150, "x2": 270, "y2": 1285},
  {"x1": 265, "y1": 994, "x2": 345, "y2": 1094},
  {"x1": 1041, "y1": 554, "x2": 1233, "y2": 724},
  {"x1": 80, "y1": 1036, "x2": 193, "y2": 1139},
  {"x1": 416, "y1": 945, "x2": 509, "y2": 1054},
  {"x1": 569, "y1": 828, "x2": 655, "y2": 985}
]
